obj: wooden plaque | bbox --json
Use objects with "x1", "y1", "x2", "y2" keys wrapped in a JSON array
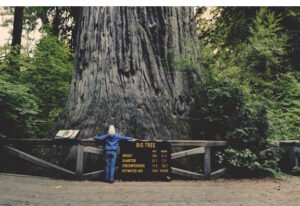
[{"x1": 54, "y1": 130, "x2": 80, "y2": 139}]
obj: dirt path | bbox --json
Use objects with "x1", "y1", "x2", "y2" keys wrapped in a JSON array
[{"x1": 0, "y1": 173, "x2": 300, "y2": 206}]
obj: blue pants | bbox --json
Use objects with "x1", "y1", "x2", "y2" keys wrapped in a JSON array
[{"x1": 105, "y1": 150, "x2": 117, "y2": 181}]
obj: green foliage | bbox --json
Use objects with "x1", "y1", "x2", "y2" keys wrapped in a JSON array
[
  {"x1": 193, "y1": 80, "x2": 268, "y2": 143},
  {"x1": 185, "y1": 7, "x2": 300, "y2": 176},
  {"x1": 258, "y1": 143, "x2": 282, "y2": 172},
  {"x1": 292, "y1": 167, "x2": 300, "y2": 176},
  {"x1": 219, "y1": 148, "x2": 259, "y2": 170},
  {"x1": 266, "y1": 73, "x2": 300, "y2": 140},
  {"x1": 245, "y1": 8, "x2": 288, "y2": 77},
  {"x1": 196, "y1": 7, "x2": 300, "y2": 142},
  {"x1": 242, "y1": 9, "x2": 300, "y2": 141},
  {"x1": 191, "y1": 79, "x2": 274, "y2": 176},
  {"x1": 23, "y1": 7, "x2": 50, "y2": 32},
  {"x1": 0, "y1": 32, "x2": 73, "y2": 138},
  {"x1": 197, "y1": 7, "x2": 258, "y2": 48},
  {"x1": 0, "y1": 74, "x2": 40, "y2": 138},
  {"x1": 22, "y1": 34, "x2": 74, "y2": 136}
]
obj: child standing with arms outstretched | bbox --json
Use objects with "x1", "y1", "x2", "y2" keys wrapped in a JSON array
[{"x1": 93, "y1": 125, "x2": 135, "y2": 183}]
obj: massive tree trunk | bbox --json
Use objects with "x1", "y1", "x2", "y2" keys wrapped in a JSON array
[
  {"x1": 11, "y1": 7, "x2": 24, "y2": 52},
  {"x1": 58, "y1": 7, "x2": 200, "y2": 140}
]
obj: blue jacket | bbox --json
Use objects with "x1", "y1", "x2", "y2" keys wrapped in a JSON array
[{"x1": 93, "y1": 133, "x2": 132, "y2": 151}]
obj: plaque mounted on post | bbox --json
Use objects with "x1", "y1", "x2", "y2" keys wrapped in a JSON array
[
  {"x1": 54, "y1": 130, "x2": 80, "y2": 139},
  {"x1": 119, "y1": 141, "x2": 171, "y2": 181}
]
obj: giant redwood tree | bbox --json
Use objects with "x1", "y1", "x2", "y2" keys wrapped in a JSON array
[{"x1": 58, "y1": 7, "x2": 200, "y2": 139}]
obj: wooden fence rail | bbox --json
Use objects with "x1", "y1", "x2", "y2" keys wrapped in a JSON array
[{"x1": 0, "y1": 139, "x2": 227, "y2": 180}]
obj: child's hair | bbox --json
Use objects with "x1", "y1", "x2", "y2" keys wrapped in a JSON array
[{"x1": 108, "y1": 125, "x2": 116, "y2": 136}]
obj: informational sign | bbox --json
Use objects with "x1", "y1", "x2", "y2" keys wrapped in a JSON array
[
  {"x1": 54, "y1": 130, "x2": 80, "y2": 139},
  {"x1": 119, "y1": 141, "x2": 171, "y2": 180}
]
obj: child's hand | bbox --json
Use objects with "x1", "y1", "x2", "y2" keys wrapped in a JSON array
[{"x1": 131, "y1": 138, "x2": 137, "y2": 141}]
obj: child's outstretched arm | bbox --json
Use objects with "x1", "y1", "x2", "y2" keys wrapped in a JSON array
[
  {"x1": 93, "y1": 134, "x2": 109, "y2": 140},
  {"x1": 115, "y1": 134, "x2": 132, "y2": 141}
]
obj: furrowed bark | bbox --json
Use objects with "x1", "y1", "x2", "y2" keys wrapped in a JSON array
[{"x1": 58, "y1": 7, "x2": 200, "y2": 140}]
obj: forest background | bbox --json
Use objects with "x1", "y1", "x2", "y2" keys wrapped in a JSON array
[{"x1": 0, "y1": 7, "x2": 299, "y2": 177}]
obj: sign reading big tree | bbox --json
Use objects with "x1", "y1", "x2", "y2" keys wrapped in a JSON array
[{"x1": 119, "y1": 141, "x2": 171, "y2": 180}]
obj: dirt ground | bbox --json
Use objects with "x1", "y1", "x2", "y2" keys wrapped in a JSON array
[{"x1": 0, "y1": 173, "x2": 300, "y2": 206}]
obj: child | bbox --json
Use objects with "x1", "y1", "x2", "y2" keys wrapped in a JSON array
[{"x1": 93, "y1": 125, "x2": 135, "y2": 183}]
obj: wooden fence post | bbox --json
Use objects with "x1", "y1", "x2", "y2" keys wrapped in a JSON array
[
  {"x1": 290, "y1": 146, "x2": 299, "y2": 168},
  {"x1": 76, "y1": 144, "x2": 84, "y2": 177},
  {"x1": 204, "y1": 147, "x2": 211, "y2": 178}
]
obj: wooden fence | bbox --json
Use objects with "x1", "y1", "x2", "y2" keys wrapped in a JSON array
[{"x1": 0, "y1": 139, "x2": 226, "y2": 180}]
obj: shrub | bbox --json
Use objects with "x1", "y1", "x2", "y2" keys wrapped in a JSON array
[
  {"x1": 0, "y1": 75, "x2": 40, "y2": 138},
  {"x1": 190, "y1": 79, "x2": 280, "y2": 176}
]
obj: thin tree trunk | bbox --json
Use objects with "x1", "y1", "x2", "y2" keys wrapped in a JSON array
[
  {"x1": 70, "y1": 7, "x2": 81, "y2": 50},
  {"x1": 11, "y1": 6, "x2": 24, "y2": 53},
  {"x1": 57, "y1": 7, "x2": 200, "y2": 140},
  {"x1": 52, "y1": 7, "x2": 61, "y2": 36}
]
